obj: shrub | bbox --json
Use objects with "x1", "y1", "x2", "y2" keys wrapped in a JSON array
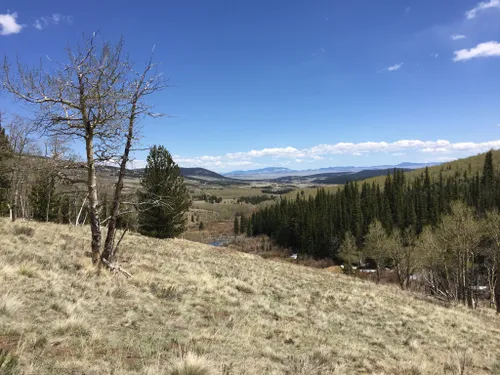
[
  {"x1": 13, "y1": 226, "x2": 34, "y2": 237},
  {"x1": 169, "y1": 353, "x2": 215, "y2": 375}
]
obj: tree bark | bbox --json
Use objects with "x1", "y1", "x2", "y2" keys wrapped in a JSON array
[
  {"x1": 495, "y1": 259, "x2": 500, "y2": 313},
  {"x1": 85, "y1": 127, "x2": 101, "y2": 264}
]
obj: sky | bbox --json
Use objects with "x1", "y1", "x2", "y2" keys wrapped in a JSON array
[{"x1": 1, "y1": 0, "x2": 500, "y2": 172}]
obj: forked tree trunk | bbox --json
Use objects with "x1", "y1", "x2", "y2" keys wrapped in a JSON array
[{"x1": 101, "y1": 106, "x2": 136, "y2": 262}]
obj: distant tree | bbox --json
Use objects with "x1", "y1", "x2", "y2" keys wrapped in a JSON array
[
  {"x1": 0, "y1": 118, "x2": 12, "y2": 216},
  {"x1": 338, "y1": 232, "x2": 360, "y2": 274},
  {"x1": 389, "y1": 227, "x2": 420, "y2": 290},
  {"x1": 199, "y1": 221, "x2": 204, "y2": 231},
  {"x1": 29, "y1": 172, "x2": 60, "y2": 222},
  {"x1": 60, "y1": 195, "x2": 71, "y2": 224},
  {"x1": 233, "y1": 216, "x2": 239, "y2": 234},
  {"x1": 364, "y1": 220, "x2": 390, "y2": 283},
  {"x1": 482, "y1": 150, "x2": 494, "y2": 187},
  {"x1": 436, "y1": 202, "x2": 481, "y2": 308},
  {"x1": 240, "y1": 215, "x2": 247, "y2": 234},
  {"x1": 246, "y1": 220, "x2": 253, "y2": 237},
  {"x1": 138, "y1": 145, "x2": 191, "y2": 239},
  {"x1": 483, "y1": 210, "x2": 500, "y2": 313}
]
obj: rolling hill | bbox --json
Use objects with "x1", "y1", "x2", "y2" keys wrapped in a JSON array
[
  {"x1": 98, "y1": 165, "x2": 242, "y2": 186},
  {"x1": 363, "y1": 150, "x2": 500, "y2": 187},
  {"x1": 1, "y1": 219, "x2": 500, "y2": 374}
]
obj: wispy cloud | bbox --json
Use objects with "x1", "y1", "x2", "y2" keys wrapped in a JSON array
[
  {"x1": 33, "y1": 13, "x2": 72, "y2": 30},
  {"x1": 387, "y1": 63, "x2": 403, "y2": 71},
  {"x1": 0, "y1": 12, "x2": 23, "y2": 36},
  {"x1": 453, "y1": 41, "x2": 500, "y2": 61},
  {"x1": 167, "y1": 139, "x2": 500, "y2": 169},
  {"x1": 431, "y1": 53, "x2": 439, "y2": 58},
  {"x1": 466, "y1": 0, "x2": 500, "y2": 19},
  {"x1": 451, "y1": 34, "x2": 466, "y2": 40}
]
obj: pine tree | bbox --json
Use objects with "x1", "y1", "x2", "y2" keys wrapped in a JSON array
[
  {"x1": 137, "y1": 145, "x2": 191, "y2": 238},
  {"x1": 234, "y1": 216, "x2": 239, "y2": 234},
  {"x1": 240, "y1": 215, "x2": 247, "y2": 234},
  {"x1": 482, "y1": 150, "x2": 494, "y2": 186},
  {"x1": 199, "y1": 221, "x2": 204, "y2": 231},
  {"x1": 0, "y1": 123, "x2": 12, "y2": 216}
]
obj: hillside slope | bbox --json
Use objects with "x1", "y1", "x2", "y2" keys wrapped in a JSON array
[
  {"x1": 364, "y1": 150, "x2": 500, "y2": 186},
  {"x1": 1, "y1": 220, "x2": 500, "y2": 374}
]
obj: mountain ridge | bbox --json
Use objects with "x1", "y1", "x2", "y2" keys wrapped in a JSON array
[{"x1": 223, "y1": 162, "x2": 441, "y2": 179}]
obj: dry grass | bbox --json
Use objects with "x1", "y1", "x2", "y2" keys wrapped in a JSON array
[{"x1": 1, "y1": 219, "x2": 500, "y2": 374}]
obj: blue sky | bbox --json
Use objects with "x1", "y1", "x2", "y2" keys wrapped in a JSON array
[{"x1": 1, "y1": 0, "x2": 500, "y2": 172}]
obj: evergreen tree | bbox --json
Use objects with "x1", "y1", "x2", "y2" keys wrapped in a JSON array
[
  {"x1": 199, "y1": 221, "x2": 204, "y2": 231},
  {"x1": 137, "y1": 145, "x2": 191, "y2": 238},
  {"x1": 234, "y1": 216, "x2": 239, "y2": 234},
  {"x1": 240, "y1": 215, "x2": 247, "y2": 234},
  {"x1": 482, "y1": 150, "x2": 494, "y2": 186},
  {"x1": 0, "y1": 123, "x2": 12, "y2": 215}
]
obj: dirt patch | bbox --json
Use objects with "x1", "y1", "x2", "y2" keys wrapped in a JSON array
[{"x1": 0, "y1": 335, "x2": 20, "y2": 351}]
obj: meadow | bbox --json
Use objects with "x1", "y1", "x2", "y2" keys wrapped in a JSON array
[{"x1": 1, "y1": 219, "x2": 500, "y2": 374}]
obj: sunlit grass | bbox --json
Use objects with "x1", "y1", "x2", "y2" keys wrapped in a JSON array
[{"x1": 1, "y1": 218, "x2": 500, "y2": 374}]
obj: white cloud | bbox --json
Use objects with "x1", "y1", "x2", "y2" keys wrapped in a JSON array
[
  {"x1": 0, "y1": 13, "x2": 23, "y2": 36},
  {"x1": 451, "y1": 34, "x2": 466, "y2": 40},
  {"x1": 431, "y1": 53, "x2": 439, "y2": 58},
  {"x1": 387, "y1": 63, "x2": 403, "y2": 71},
  {"x1": 33, "y1": 19, "x2": 43, "y2": 30},
  {"x1": 33, "y1": 13, "x2": 72, "y2": 31},
  {"x1": 466, "y1": 0, "x2": 500, "y2": 19},
  {"x1": 169, "y1": 139, "x2": 500, "y2": 169},
  {"x1": 453, "y1": 41, "x2": 500, "y2": 61}
]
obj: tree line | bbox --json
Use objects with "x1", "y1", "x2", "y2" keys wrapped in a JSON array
[
  {"x1": 237, "y1": 195, "x2": 275, "y2": 205},
  {"x1": 249, "y1": 151, "x2": 500, "y2": 311}
]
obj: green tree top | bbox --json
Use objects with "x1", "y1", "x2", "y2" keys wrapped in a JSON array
[{"x1": 138, "y1": 145, "x2": 191, "y2": 238}]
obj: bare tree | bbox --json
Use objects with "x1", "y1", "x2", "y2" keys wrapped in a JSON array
[
  {"x1": 2, "y1": 116, "x2": 40, "y2": 221},
  {"x1": 2, "y1": 34, "x2": 165, "y2": 266},
  {"x1": 484, "y1": 210, "x2": 500, "y2": 313},
  {"x1": 338, "y1": 231, "x2": 360, "y2": 275},
  {"x1": 364, "y1": 220, "x2": 390, "y2": 283},
  {"x1": 389, "y1": 227, "x2": 421, "y2": 290}
]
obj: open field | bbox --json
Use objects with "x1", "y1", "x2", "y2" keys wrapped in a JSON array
[{"x1": 2, "y1": 219, "x2": 500, "y2": 374}]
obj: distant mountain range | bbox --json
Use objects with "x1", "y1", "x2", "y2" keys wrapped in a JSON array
[{"x1": 222, "y1": 162, "x2": 441, "y2": 180}]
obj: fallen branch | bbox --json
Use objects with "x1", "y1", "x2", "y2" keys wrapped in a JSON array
[{"x1": 101, "y1": 258, "x2": 132, "y2": 278}]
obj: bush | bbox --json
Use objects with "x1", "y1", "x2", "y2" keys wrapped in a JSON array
[{"x1": 13, "y1": 226, "x2": 34, "y2": 237}]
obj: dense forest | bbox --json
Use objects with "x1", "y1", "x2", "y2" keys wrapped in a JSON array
[
  {"x1": 250, "y1": 151, "x2": 498, "y2": 258},
  {"x1": 249, "y1": 151, "x2": 500, "y2": 310}
]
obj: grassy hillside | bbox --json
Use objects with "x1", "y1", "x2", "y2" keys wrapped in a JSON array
[
  {"x1": 364, "y1": 150, "x2": 500, "y2": 187},
  {"x1": 1, "y1": 220, "x2": 500, "y2": 374}
]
